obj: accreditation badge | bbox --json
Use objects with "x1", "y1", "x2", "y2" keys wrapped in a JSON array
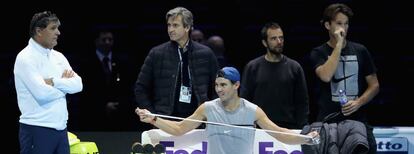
[{"x1": 179, "y1": 85, "x2": 192, "y2": 103}]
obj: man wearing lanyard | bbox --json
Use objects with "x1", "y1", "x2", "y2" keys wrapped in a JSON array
[{"x1": 135, "y1": 7, "x2": 218, "y2": 119}]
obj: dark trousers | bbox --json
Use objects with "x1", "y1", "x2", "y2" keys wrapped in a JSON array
[
  {"x1": 366, "y1": 124, "x2": 377, "y2": 154},
  {"x1": 19, "y1": 123, "x2": 69, "y2": 154}
]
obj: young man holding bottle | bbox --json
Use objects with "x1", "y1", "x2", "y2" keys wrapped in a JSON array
[{"x1": 309, "y1": 3, "x2": 380, "y2": 154}]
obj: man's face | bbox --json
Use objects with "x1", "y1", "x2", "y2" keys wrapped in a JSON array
[
  {"x1": 96, "y1": 32, "x2": 114, "y2": 53},
  {"x1": 215, "y1": 77, "x2": 239, "y2": 102},
  {"x1": 263, "y1": 28, "x2": 284, "y2": 55},
  {"x1": 37, "y1": 21, "x2": 60, "y2": 49},
  {"x1": 327, "y1": 12, "x2": 349, "y2": 38},
  {"x1": 167, "y1": 15, "x2": 189, "y2": 42},
  {"x1": 191, "y1": 30, "x2": 204, "y2": 43}
]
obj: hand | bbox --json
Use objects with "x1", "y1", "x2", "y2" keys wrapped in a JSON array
[
  {"x1": 61, "y1": 69, "x2": 75, "y2": 78},
  {"x1": 44, "y1": 78, "x2": 54, "y2": 86},
  {"x1": 105, "y1": 102, "x2": 119, "y2": 115},
  {"x1": 106, "y1": 102, "x2": 119, "y2": 110},
  {"x1": 334, "y1": 27, "x2": 345, "y2": 43},
  {"x1": 305, "y1": 131, "x2": 320, "y2": 145},
  {"x1": 135, "y1": 107, "x2": 155, "y2": 124},
  {"x1": 341, "y1": 100, "x2": 362, "y2": 116}
]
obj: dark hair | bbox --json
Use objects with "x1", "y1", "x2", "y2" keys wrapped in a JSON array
[
  {"x1": 216, "y1": 69, "x2": 237, "y2": 84},
  {"x1": 321, "y1": 3, "x2": 353, "y2": 25},
  {"x1": 261, "y1": 22, "x2": 281, "y2": 41},
  {"x1": 94, "y1": 29, "x2": 113, "y2": 40},
  {"x1": 29, "y1": 11, "x2": 59, "y2": 37}
]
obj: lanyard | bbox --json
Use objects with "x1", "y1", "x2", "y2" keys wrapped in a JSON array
[{"x1": 177, "y1": 48, "x2": 192, "y2": 83}]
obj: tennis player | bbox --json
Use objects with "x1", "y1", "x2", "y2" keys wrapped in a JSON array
[{"x1": 136, "y1": 67, "x2": 318, "y2": 154}]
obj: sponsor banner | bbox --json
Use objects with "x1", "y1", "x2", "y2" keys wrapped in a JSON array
[
  {"x1": 142, "y1": 128, "x2": 414, "y2": 154},
  {"x1": 377, "y1": 137, "x2": 408, "y2": 154},
  {"x1": 142, "y1": 129, "x2": 302, "y2": 154}
]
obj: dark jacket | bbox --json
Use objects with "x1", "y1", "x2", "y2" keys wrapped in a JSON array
[
  {"x1": 78, "y1": 51, "x2": 137, "y2": 131},
  {"x1": 301, "y1": 120, "x2": 369, "y2": 154},
  {"x1": 135, "y1": 40, "x2": 218, "y2": 115},
  {"x1": 337, "y1": 120, "x2": 370, "y2": 154}
]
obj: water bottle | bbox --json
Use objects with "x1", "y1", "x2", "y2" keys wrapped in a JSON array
[
  {"x1": 310, "y1": 128, "x2": 321, "y2": 145},
  {"x1": 154, "y1": 143, "x2": 166, "y2": 154},
  {"x1": 131, "y1": 142, "x2": 144, "y2": 154},
  {"x1": 312, "y1": 136, "x2": 321, "y2": 145},
  {"x1": 143, "y1": 144, "x2": 154, "y2": 154},
  {"x1": 339, "y1": 89, "x2": 348, "y2": 106}
]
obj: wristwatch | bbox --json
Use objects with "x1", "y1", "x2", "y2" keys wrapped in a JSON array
[{"x1": 150, "y1": 116, "x2": 157, "y2": 125}]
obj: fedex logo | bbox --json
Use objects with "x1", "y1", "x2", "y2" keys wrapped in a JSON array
[
  {"x1": 158, "y1": 141, "x2": 302, "y2": 154},
  {"x1": 259, "y1": 142, "x2": 303, "y2": 154},
  {"x1": 160, "y1": 141, "x2": 207, "y2": 154}
]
